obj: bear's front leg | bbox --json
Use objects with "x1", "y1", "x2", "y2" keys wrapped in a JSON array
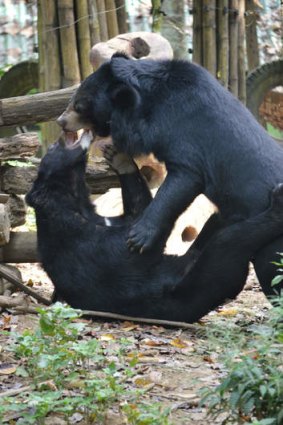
[{"x1": 127, "y1": 171, "x2": 202, "y2": 252}]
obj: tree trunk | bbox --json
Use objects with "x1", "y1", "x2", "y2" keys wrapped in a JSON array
[
  {"x1": 238, "y1": 0, "x2": 246, "y2": 103},
  {"x1": 97, "y1": 0, "x2": 109, "y2": 41},
  {"x1": 38, "y1": 0, "x2": 62, "y2": 153},
  {"x1": 228, "y1": 0, "x2": 239, "y2": 96},
  {"x1": 217, "y1": 0, "x2": 229, "y2": 87},
  {"x1": 115, "y1": 0, "x2": 128, "y2": 34},
  {"x1": 192, "y1": 0, "x2": 203, "y2": 64},
  {"x1": 245, "y1": 0, "x2": 259, "y2": 71},
  {"x1": 105, "y1": 0, "x2": 119, "y2": 39},
  {"x1": 161, "y1": 0, "x2": 188, "y2": 59},
  {"x1": 58, "y1": 0, "x2": 81, "y2": 87},
  {"x1": 202, "y1": 0, "x2": 217, "y2": 76},
  {"x1": 75, "y1": 0, "x2": 93, "y2": 79},
  {"x1": 88, "y1": 0, "x2": 101, "y2": 47},
  {"x1": 152, "y1": 0, "x2": 163, "y2": 33}
]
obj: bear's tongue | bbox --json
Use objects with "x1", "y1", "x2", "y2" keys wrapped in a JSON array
[
  {"x1": 65, "y1": 131, "x2": 78, "y2": 146},
  {"x1": 63, "y1": 130, "x2": 93, "y2": 150}
]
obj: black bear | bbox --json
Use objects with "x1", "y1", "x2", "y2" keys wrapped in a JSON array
[
  {"x1": 26, "y1": 132, "x2": 283, "y2": 322},
  {"x1": 57, "y1": 54, "x2": 283, "y2": 296}
]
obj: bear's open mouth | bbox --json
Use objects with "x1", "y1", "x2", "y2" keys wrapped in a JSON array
[{"x1": 64, "y1": 130, "x2": 93, "y2": 150}]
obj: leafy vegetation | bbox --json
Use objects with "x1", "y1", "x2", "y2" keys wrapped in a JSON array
[
  {"x1": 200, "y1": 293, "x2": 283, "y2": 424},
  {"x1": 1, "y1": 303, "x2": 171, "y2": 424}
]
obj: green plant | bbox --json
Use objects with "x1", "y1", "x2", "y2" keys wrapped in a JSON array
[
  {"x1": 271, "y1": 252, "x2": 283, "y2": 287},
  {"x1": 122, "y1": 402, "x2": 171, "y2": 425},
  {"x1": 1, "y1": 303, "x2": 172, "y2": 424},
  {"x1": 199, "y1": 296, "x2": 283, "y2": 424}
]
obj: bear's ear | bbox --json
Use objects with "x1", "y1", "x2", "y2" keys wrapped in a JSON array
[
  {"x1": 110, "y1": 83, "x2": 141, "y2": 109},
  {"x1": 110, "y1": 55, "x2": 140, "y2": 88}
]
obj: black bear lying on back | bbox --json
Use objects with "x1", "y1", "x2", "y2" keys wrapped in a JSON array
[
  {"x1": 57, "y1": 54, "x2": 283, "y2": 297},
  {"x1": 26, "y1": 132, "x2": 283, "y2": 322}
]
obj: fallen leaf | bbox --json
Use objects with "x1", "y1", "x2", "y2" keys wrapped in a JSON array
[
  {"x1": 134, "y1": 377, "x2": 153, "y2": 387},
  {"x1": 142, "y1": 338, "x2": 163, "y2": 347},
  {"x1": 38, "y1": 380, "x2": 58, "y2": 391},
  {"x1": 1, "y1": 314, "x2": 11, "y2": 330},
  {"x1": 26, "y1": 279, "x2": 34, "y2": 287},
  {"x1": 170, "y1": 338, "x2": 188, "y2": 349},
  {"x1": 121, "y1": 321, "x2": 139, "y2": 331},
  {"x1": 99, "y1": 333, "x2": 115, "y2": 341},
  {"x1": 203, "y1": 355, "x2": 214, "y2": 364},
  {"x1": 217, "y1": 308, "x2": 238, "y2": 316},
  {"x1": 0, "y1": 364, "x2": 16, "y2": 375}
]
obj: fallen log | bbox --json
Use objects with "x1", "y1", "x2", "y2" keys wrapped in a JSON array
[
  {"x1": 0, "y1": 231, "x2": 37, "y2": 263},
  {"x1": 0, "y1": 198, "x2": 10, "y2": 246},
  {"x1": 0, "y1": 86, "x2": 76, "y2": 128},
  {"x1": 0, "y1": 159, "x2": 119, "y2": 194},
  {"x1": 0, "y1": 132, "x2": 40, "y2": 159}
]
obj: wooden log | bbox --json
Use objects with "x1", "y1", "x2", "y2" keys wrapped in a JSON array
[
  {"x1": 58, "y1": 0, "x2": 81, "y2": 86},
  {"x1": 229, "y1": 0, "x2": 239, "y2": 96},
  {"x1": 0, "y1": 202, "x2": 10, "y2": 246},
  {"x1": 238, "y1": 0, "x2": 246, "y2": 103},
  {"x1": 105, "y1": 0, "x2": 119, "y2": 39},
  {"x1": 0, "y1": 132, "x2": 39, "y2": 159},
  {"x1": 203, "y1": 0, "x2": 217, "y2": 76},
  {"x1": 0, "y1": 194, "x2": 9, "y2": 203},
  {"x1": 192, "y1": 0, "x2": 203, "y2": 65},
  {"x1": 75, "y1": 0, "x2": 93, "y2": 79},
  {"x1": 0, "y1": 232, "x2": 37, "y2": 263},
  {"x1": 217, "y1": 0, "x2": 229, "y2": 88},
  {"x1": 7, "y1": 194, "x2": 27, "y2": 228},
  {"x1": 0, "y1": 86, "x2": 76, "y2": 127},
  {"x1": 115, "y1": 0, "x2": 128, "y2": 34},
  {"x1": 97, "y1": 0, "x2": 109, "y2": 41},
  {"x1": 88, "y1": 0, "x2": 101, "y2": 47},
  {"x1": 0, "y1": 164, "x2": 38, "y2": 195},
  {"x1": 0, "y1": 159, "x2": 119, "y2": 195}
]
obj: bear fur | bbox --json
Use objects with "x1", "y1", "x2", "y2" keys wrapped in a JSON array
[
  {"x1": 57, "y1": 55, "x2": 283, "y2": 296},
  {"x1": 26, "y1": 134, "x2": 283, "y2": 321}
]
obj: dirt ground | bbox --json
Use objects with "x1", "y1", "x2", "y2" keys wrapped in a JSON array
[{"x1": 0, "y1": 262, "x2": 271, "y2": 424}]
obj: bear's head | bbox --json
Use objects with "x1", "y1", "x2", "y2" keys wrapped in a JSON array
[{"x1": 57, "y1": 53, "x2": 159, "y2": 137}]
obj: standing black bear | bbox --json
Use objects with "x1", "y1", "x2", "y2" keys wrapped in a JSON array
[
  {"x1": 26, "y1": 132, "x2": 283, "y2": 321},
  {"x1": 57, "y1": 54, "x2": 283, "y2": 296}
]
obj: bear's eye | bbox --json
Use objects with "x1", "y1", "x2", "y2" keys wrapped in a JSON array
[{"x1": 74, "y1": 102, "x2": 85, "y2": 114}]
